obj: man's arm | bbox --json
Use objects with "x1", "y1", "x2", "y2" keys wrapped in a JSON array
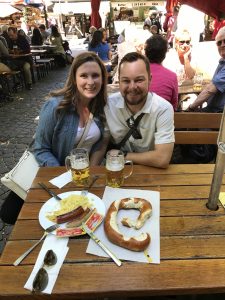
[
  {"x1": 126, "y1": 143, "x2": 174, "y2": 169},
  {"x1": 188, "y1": 82, "x2": 218, "y2": 110},
  {"x1": 90, "y1": 135, "x2": 110, "y2": 166}
]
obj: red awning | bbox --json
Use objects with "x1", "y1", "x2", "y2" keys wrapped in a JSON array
[{"x1": 179, "y1": 0, "x2": 225, "y2": 19}]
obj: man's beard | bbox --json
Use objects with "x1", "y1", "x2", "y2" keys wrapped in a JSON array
[{"x1": 124, "y1": 92, "x2": 148, "y2": 107}]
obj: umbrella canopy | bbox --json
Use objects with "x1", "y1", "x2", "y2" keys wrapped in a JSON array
[
  {"x1": 0, "y1": 4, "x2": 20, "y2": 18},
  {"x1": 179, "y1": 0, "x2": 225, "y2": 19}
]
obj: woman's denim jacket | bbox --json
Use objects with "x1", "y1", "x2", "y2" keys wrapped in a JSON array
[{"x1": 34, "y1": 97, "x2": 105, "y2": 166}]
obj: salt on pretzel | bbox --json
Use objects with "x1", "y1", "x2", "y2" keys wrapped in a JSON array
[{"x1": 104, "y1": 197, "x2": 152, "y2": 252}]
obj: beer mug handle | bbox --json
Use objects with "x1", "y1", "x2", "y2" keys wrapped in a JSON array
[
  {"x1": 124, "y1": 160, "x2": 133, "y2": 179},
  {"x1": 65, "y1": 156, "x2": 71, "y2": 171}
]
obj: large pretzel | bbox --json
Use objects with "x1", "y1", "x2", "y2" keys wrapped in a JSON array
[{"x1": 104, "y1": 197, "x2": 152, "y2": 252}]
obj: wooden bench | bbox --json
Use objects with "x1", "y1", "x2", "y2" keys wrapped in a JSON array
[{"x1": 174, "y1": 112, "x2": 223, "y2": 144}]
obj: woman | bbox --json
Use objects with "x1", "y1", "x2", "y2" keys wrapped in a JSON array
[
  {"x1": 88, "y1": 30, "x2": 112, "y2": 64},
  {"x1": 49, "y1": 25, "x2": 66, "y2": 67},
  {"x1": 145, "y1": 34, "x2": 178, "y2": 111},
  {"x1": 31, "y1": 28, "x2": 43, "y2": 45},
  {"x1": 34, "y1": 52, "x2": 109, "y2": 166}
]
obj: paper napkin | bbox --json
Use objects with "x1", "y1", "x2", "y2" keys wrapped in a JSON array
[
  {"x1": 49, "y1": 170, "x2": 72, "y2": 188},
  {"x1": 86, "y1": 187, "x2": 160, "y2": 264},
  {"x1": 24, "y1": 235, "x2": 69, "y2": 294}
]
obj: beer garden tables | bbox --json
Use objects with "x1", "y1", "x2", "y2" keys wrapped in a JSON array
[{"x1": 1, "y1": 164, "x2": 225, "y2": 299}]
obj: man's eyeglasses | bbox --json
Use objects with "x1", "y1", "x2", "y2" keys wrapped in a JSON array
[
  {"x1": 179, "y1": 40, "x2": 191, "y2": 45},
  {"x1": 216, "y1": 39, "x2": 225, "y2": 46},
  {"x1": 32, "y1": 249, "x2": 57, "y2": 293}
]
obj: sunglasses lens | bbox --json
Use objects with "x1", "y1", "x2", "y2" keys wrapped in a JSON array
[
  {"x1": 32, "y1": 250, "x2": 57, "y2": 293},
  {"x1": 217, "y1": 40, "x2": 224, "y2": 46},
  {"x1": 44, "y1": 249, "x2": 57, "y2": 266},
  {"x1": 179, "y1": 40, "x2": 190, "y2": 45},
  {"x1": 32, "y1": 268, "x2": 49, "y2": 292}
]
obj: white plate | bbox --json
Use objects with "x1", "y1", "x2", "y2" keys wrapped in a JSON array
[{"x1": 39, "y1": 191, "x2": 105, "y2": 235}]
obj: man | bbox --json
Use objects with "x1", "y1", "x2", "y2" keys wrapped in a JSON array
[
  {"x1": 188, "y1": 27, "x2": 225, "y2": 112},
  {"x1": 39, "y1": 24, "x2": 50, "y2": 42},
  {"x1": 7, "y1": 27, "x2": 32, "y2": 90},
  {"x1": 164, "y1": 29, "x2": 195, "y2": 80},
  {"x1": 105, "y1": 52, "x2": 174, "y2": 168}
]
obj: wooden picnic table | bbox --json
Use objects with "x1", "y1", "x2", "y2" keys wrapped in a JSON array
[{"x1": 0, "y1": 164, "x2": 225, "y2": 299}]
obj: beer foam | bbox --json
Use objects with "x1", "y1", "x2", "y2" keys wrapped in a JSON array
[
  {"x1": 106, "y1": 163, "x2": 123, "y2": 172},
  {"x1": 73, "y1": 160, "x2": 89, "y2": 170}
]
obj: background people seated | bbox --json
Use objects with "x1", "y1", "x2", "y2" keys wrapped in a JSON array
[
  {"x1": 0, "y1": 39, "x2": 11, "y2": 72},
  {"x1": 88, "y1": 30, "x2": 112, "y2": 71},
  {"x1": 105, "y1": 52, "x2": 174, "y2": 168},
  {"x1": 188, "y1": 27, "x2": 225, "y2": 113},
  {"x1": 7, "y1": 26, "x2": 33, "y2": 90},
  {"x1": 39, "y1": 24, "x2": 50, "y2": 43},
  {"x1": 34, "y1": 52, "x2": 109, "y2": 166},
  {"x1": 0, "y1": 25, "x2": 10, "y2": 47},
  {"x1": 18, "y1": 29, "x2": 31, "y2": 45},
  {"x1": 145, "y1": 35, "x2": 178, "y2": 110},
  {"x1": 84, "y1": 26, "x2": 97, "y2": 44},
  {"x1": 31, "y1": 28, "x2": 43, "y2": 46},
  {"x1": 49, "y1": 25, "x2": 66, "y2": 67}
]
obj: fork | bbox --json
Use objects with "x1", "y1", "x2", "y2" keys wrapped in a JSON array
[
  {"x1": 81, "y1": 175, "x2": 99, "y2": 196},
  {"x1": 13, "y1": 223, "x2": 59, "y2": 266}
]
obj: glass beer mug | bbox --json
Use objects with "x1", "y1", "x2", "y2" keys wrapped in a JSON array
[
  {"x1": 106, "y1": 149, "x2": 133, "y2": 188},
  {"x1": 65, "y1": 148, "x2": 90, "y2": 186},
  {"x1": 193, "y1": 73, "x2": 203, "y2": 92}
]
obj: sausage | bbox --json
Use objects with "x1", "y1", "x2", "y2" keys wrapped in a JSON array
[
  {"x1": 104, "y1": 197, "x2": 152, "y2": 252},
  {"x1": 66, "y1": 208, "x2": 93, "y2": 228},
  {"x1": 56, "y1": 206, "x2": 84, "y2": 224}
]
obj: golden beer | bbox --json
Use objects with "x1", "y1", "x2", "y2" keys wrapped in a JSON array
[
  {"x1": 71, "y1": 162, "x2": 89, "y2": 186},
  {"x1": 106, "y1": 164, "x2": 124, "y2": 188},
  {"x1": 193, "y1": 83, "x2": 203, "y2": 92},
  {"x1": 65, "y1": 148, "x2": 90, "y2": 187}
]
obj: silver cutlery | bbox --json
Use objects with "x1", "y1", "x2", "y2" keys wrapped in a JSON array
[
  {"x1": 81, "y1": 175, "x2": 99, "y2": 196},
  {"x1": 82, "y1": 223, "x2": 122, "y2": 267},
  {"x1": 13, "y1": 224, "x2": 59, "y2": 266},
  {"x1": 38, "y1": 182, "x2": 62, "y2": 200}
]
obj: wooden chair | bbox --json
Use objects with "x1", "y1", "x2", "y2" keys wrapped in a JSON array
[{"x1": 174, "y1": 112, "x2": 222, "y2": 144}]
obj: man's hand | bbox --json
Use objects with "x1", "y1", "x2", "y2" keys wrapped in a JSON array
[
  {"x1": 185, "y1": 104, "x2": 201, "y2": 112},
  {"x1": 183, "y1": 46, "x2": 192, "y2": 62}
]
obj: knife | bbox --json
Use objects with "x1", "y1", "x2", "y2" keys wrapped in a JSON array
[
  {"x1": 38, "y1": 182, "x2": 62, "y2": 201},
  {"x1": 82, "y1": 223, "x2": 122, "y2": 267}
]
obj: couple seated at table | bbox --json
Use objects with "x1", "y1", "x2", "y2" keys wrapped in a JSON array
[{"x1": 33, "y1": 51, "x2": 174, "y2": 170}]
